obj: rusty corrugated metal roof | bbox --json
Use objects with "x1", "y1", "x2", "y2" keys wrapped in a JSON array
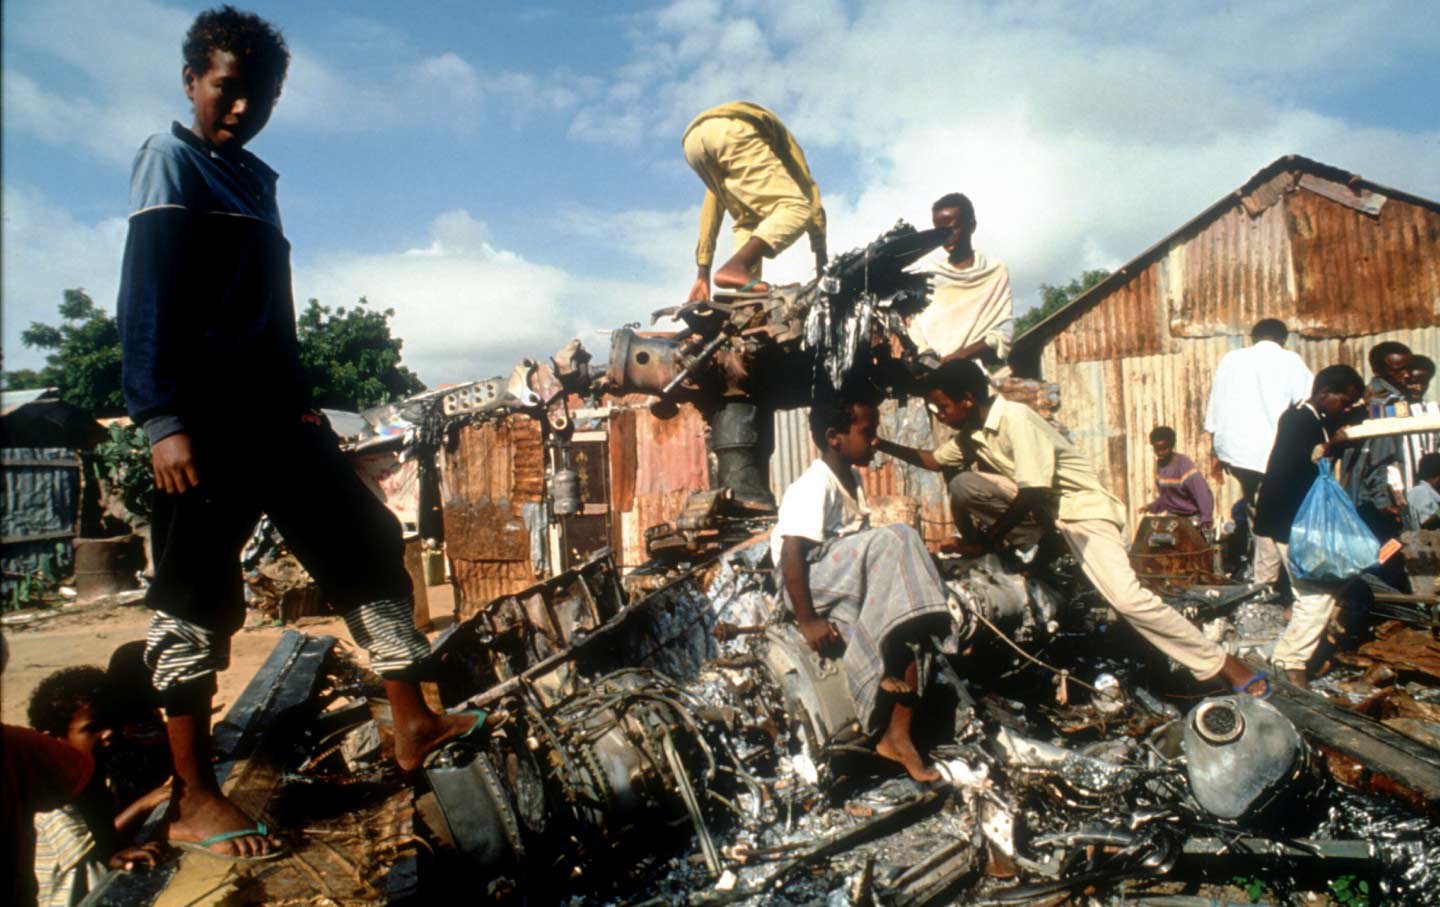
[{"x1": 1013, "y1": 155, "x2": 1440, "y2": 373}]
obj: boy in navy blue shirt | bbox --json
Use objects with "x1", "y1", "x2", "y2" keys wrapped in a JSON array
[{"x1": 118, "y1": 6, "x2": 491, "y2": 862}]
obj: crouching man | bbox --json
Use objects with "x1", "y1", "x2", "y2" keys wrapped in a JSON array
[
  {"x1": 773, "y1": 396, "x2": 952, "y2": 781},
  {"x1": 877, "y1": 360, "x2": 1272, "y2": 698}
]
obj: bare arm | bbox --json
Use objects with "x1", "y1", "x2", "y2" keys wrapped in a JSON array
[
  {"x1": 875, "y1": 438, "x2": 943, "y2": 472},
  {"x1": 779, "y1": 536, "x2": 842, "y2": 653},
  {"x1": 982, "y1": 487, "x2": 1059, "y2": 548}
]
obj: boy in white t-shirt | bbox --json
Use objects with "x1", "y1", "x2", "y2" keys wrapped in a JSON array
[{"x1": 772, "y1": 396, "x2": 951, "y2": 782}]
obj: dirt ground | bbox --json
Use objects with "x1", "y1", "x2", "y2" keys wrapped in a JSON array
[{"x1": 2, "y1": 585, "x2": 455, "y2": 725}]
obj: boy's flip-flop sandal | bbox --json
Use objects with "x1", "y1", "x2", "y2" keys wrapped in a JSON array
[
  {"x1": 172, "y1": 822, "x2": 287, "y2": 864},
  {"x1": 419, "y1": 707, "x2": 510, "y2": 770},
  {"x1": 1231, "y1": 672, "x2": 1273, "y2": 700},
  {"x1": 712, "y1": 278, "x2": 772, "y2": 299}
]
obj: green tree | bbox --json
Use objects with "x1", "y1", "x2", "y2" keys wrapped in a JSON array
[
  {"x1": 3, "y1": 290, "x2": 426, "y2": 416},
  {"x1": 1014, "y1": 268, "x2": 1111, "y2": 337},
  {"x1": 296, "y1": 298, "x2": 425, "y2": 411},
  {"x1": 6, "y1": 289, "x2": 125, "y2": 415}
]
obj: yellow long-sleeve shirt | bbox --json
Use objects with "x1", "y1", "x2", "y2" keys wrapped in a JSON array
[{"x1": 682, "y1": 101, "x2": 826, "y2": 268}]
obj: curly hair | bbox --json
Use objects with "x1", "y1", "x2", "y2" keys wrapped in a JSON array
[
  {"x1": 808, "y1": 392, "x2": 877, "y2": 448},
  {"x1": 184, "y1": 5, "x2": 290, "y2": 93},
  {"x1": 28, "y1": 665, "x2": 108, "y2": 737}
]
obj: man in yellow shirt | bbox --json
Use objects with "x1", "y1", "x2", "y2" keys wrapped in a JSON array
[
  {"x1": 877, "y1": 359, "x2": 1272, "y2": 698},
  {"x1": 682, "y1": 101, "x2": 826, "y2": 302}
]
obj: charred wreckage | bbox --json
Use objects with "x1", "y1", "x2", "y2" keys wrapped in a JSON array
[{"x1": 90, "y1": 225, "x2": 1440, "y2": 907}]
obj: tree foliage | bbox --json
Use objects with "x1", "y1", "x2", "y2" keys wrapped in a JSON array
[
  {"x1": 1014, "y1": 269, "x2": 1111, "y2": 337},
  {"x1": 4, "y1": 290, "x2": 426, "y2": 416},
  {"x1": 296, "y1": 298, "x2": 425, "y2": 411},
  {"x1": 7, "y1": 289, "x2": 125, "y2": 415}
]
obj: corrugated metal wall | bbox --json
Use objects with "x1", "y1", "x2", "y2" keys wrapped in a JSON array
[
  {"x1": 1038, "y1": 181, "x2": 1440, "y2": 530},
  {"x1": 610, "y1": 402, "x2": 710, "y2": 569},
  {"x1": 771, "y1": 400, "x2": 955, "y2": 546}
]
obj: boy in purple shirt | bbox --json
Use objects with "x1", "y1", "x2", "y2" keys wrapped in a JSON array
[{"x1": 1143, "y1": 427, "x2": 1215, "y2": 533}]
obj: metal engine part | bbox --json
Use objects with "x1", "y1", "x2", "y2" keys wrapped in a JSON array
[
  {"x1": 711, "y1": 400, "x2": 776, "y2": 509},
  {"x1": 548, "y1": 468, "x2": 580, "y2": 516},
  {"x1": 424, "y1": 669, "x2": 733, "y2": 890},
  {"x1": 755, "y1": 624, "x2": 864, "y2": 757},
  {"x1": 945, "y1": 553, "x2": 1058, "y2": 642},
  {"x1": 604, "y1": 328, "x2": 688, "y2": 395},
  {"x1": 1182, "y1": 694, "x2": 1307, "y2": 820}
]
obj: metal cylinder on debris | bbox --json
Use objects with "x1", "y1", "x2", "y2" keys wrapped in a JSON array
[
  {"x1": 1182, "y1": 694, "x2": 1306, "y2": 819},
  {"x1": 604, "y1": 328, "x2": 686, "y2": 396},
  {"x1": 549, "y1": 469, "x2": 580, "y2": 516},
  {"x1": 711, "y1": 400, "x2": 775, "y2": 508}
]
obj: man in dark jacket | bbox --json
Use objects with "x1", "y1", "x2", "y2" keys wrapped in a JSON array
[
  {"x1": 1254, "y1": 365, "x2": 1365, "y2": 685},
  {"x1": 117, "y1": 7, "x2": 491, "y2": 862}
]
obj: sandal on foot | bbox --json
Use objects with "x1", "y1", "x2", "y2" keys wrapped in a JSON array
[
  {"x1": 172, "y1": 822, "x2": 287, "y2": 864},
  {"x1": 1232, "y1": 672, "x2": 1272, "y2": 700},
  {"x1": 713, "y1": 278, "x2": 771, "y2": 299}
]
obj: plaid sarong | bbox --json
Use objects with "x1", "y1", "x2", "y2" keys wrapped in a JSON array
[{"x1": 782, "y1": 524, "x2": 951, "y2": 735}]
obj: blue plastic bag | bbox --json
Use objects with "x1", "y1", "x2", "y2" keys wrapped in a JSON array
[{"x1": 1286, "y1": 459, "x2": 1380, "y2": 583}]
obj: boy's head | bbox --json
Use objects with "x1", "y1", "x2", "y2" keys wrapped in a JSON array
[
  {"x1": 1405, "y1": 355, "x2": 1435, "y2": 402},
  {"x1": 1250, "y1": 319, "x2": 1288, "y2": 345},
  {"x1": 183, "y1": 6, "x2": 289, "y2": 153},
  {"x1": 809, "y1": 396, "x2": 879, "y2": 467},
  {"x1": 931, "y1": 192, "x2": 976, "y2": 255},
  {"x1": 1418, "y1": 453, "x2": 1440, "y2": 486},
  {"x1": 1311, "y1": 364, "x2": 1365, "y2": 420},
  {"x1": 1149, "y1": 425, "x2": 1177, "y2": 465},
  {"x1": 921, "y1": 359, "x2": 991, "y2": 430},
  {"x1": 28, "y1": 666, "x2": 112, "y2": 755},
  {"x1": 1368, "y1": 341, "x2": 1412, "y2": 389}
]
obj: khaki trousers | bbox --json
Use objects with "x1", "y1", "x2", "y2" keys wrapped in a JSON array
[
  {"x1": 683, "y1": 116, "x2": 814, "y2": 262},
  {"x1": 1254, "y1": 535, "x2": 1283, "y2": 585},
  {"x1": 949, "y1": 471, "x2": 1227, "y2": 680},
  {"x1": 1271, "y1": 542, "x2": 1337, "y2": 671}
]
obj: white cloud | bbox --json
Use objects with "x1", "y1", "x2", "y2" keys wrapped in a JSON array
[
  {"x1": 295, "y1": 210, "x2": 678, "y2": 386},
  {"x1": 1, "y1": 187, "x2": 128, "y2": 371},
  {"x1": 567, "y1": 0, "x2": 1440, "y2": 312},
  {"x1": 2, "y1": 0, "x2": 581, "y2": 163}
]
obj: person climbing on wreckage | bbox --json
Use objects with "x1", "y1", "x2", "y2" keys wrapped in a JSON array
[
  {"x1": 772, "y1": 394, "x2": 952, "y2": 782},
  {"x1": 116, "y1": 7, "x2": 500, "y2": 863},
  {"x1": 876, "y1": 359, "x2": 1275, "y2": 699},
  {"x1": 682, "y1": 101, "x2": 827, "y2": 301}
]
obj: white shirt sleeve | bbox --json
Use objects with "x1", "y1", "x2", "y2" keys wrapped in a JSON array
[{"x1": 1204, "y1": 355, "x2": 1229, "y2": 435}]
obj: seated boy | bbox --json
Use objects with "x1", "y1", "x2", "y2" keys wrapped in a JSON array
[
  {"x1": 27, "y1": 667, "x2": 163, "y2": 906},
  {"x1": 877, "y1": 360, "x2": 1270, "y2": 697},
  {"x1": 773, "y1": 395, "x2": 952, "y2": 782},
  {"x1": 1253, "y1": 365, "x2": 1366, "y2": 686}
]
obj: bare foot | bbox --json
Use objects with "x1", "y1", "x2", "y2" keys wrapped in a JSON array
[
  {"x1": 875, "y1": 733, "x2": 941, "y2": 783},
  {"x1": 167, "y1": 790, "x2": 280, "y2": 859},
  {"x1": 712, "y1": 266, "x2": 769, "y2": 293},
  {"x1": 393, "y1": 710, "x2": 502, "y2": 772}
]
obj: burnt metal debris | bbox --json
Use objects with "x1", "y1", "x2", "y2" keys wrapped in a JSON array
[{"x1": 95, "y1": 224, "x2": 1440, "y2": 907}]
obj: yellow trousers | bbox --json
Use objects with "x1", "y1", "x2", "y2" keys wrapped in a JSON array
[
  {"x1": 950, "y1": 471, "x2": 1227, "y2": 680},
  {"x1": 683, "y1": 116, "x2": 814, "y2": 267}
]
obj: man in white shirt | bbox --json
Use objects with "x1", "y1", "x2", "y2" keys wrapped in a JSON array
[{"x1": 1204, "y1": 319, "x2": 1314, "y2": 585}]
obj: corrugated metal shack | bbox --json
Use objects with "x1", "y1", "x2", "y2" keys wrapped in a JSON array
[
  {"x1": 440, "y1": 400, "x2": 709, "y2": 617},
  {"x1": 1009, "y1": 155, "x2": 1440, "y2": 521}
]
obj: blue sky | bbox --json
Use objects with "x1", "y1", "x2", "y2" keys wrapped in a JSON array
[{"x1": 4, "y1": 0, "x2": 1438, "y2": 386}]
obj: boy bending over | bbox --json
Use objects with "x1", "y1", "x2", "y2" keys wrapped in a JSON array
[
  {"x1": 773, "y1": 396, "x2": 951, "y2": 781},
  {"x1": 877, "y1": 360, "x2": 1271, "y2": 698}
]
